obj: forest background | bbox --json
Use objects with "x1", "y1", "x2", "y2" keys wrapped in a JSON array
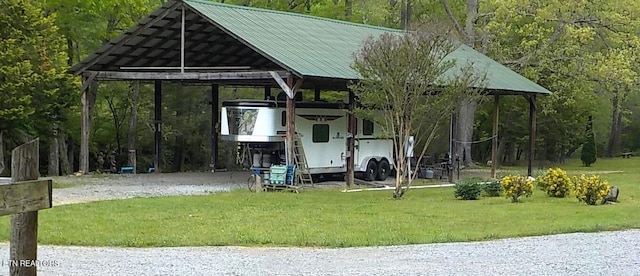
[{"x1": 1, "y1": 0, "x2": 638, "y2": 175}]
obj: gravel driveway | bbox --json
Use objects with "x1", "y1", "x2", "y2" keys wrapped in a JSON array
[
  {"x1": 1, "y1": 230, "x2": 639, "y2": 276},
  {"x1": 49, "y1": 171, "x2": 251, "y2": 205},
  {"x1": 1, "y1": 172, "x2": 638, "y2": 275}
]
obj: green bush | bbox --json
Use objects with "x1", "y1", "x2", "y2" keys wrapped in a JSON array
[
  {"x1": 537, "y1": 168, "x2": 572, "y2": 198},
  {"x1": 500, "y1": 175, "x2": 535, "y2": 203},
  {"x1": 573, "y1": 174, "x2": 610, "y2": 205},
  {"x1": 454, "y1": 178, "x2": 483, "y2": 200},
  {"x1": 482, "y1": 181, "x2": 502, "y2": 197}
]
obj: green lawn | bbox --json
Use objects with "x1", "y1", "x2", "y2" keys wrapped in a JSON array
[{"x1": 1, "y1": 158, "x2": 639, "y2": 248}]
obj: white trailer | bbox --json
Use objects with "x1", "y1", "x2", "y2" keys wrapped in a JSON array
[{"x1": 221, "y1": 100, "x2": 393, "y2": 181}]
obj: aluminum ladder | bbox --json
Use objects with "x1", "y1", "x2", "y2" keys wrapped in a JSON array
[{"x1": 293, "y1": 134, "x2": 314, "y2": 187}]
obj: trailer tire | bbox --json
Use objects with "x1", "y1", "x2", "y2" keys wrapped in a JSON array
[
  {"x1": 376, "y1": 159, "x2": 390, "y2": 181},
  {"x1": 365, "y1": 160, "x2": 378, "y2": 181}
]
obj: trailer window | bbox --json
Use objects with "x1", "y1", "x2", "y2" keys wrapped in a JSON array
[
  {"x1": 363, "y1": 120, "x2": 374, "y2": 135},
  {"x1": 281, "y1": 111, "x2": 286, "y2": 126},
  {"x1": 313, "y1": 124, "x2": 330, "y2": 143}
]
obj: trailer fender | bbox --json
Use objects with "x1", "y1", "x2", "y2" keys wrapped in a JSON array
[{"x1": 357, "y1": 156, "x2": 381, "y2": 172}]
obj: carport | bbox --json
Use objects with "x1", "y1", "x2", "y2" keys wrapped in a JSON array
[{"x1": 70, "y1": 0, "x2": 551, "y2": 184}]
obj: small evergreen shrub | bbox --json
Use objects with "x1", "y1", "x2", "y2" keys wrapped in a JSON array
[
  {"x1": 454, "y1": 178, "x2": 483, "y2": 200},
  {"x1": 500, "y1": 175, "x2": 534, "y2": 203},
  {"x1": 482, "y1": 181, "x2": 502, "y2": 197},
  {"x1": 573, "y1": 174, "x2": 610, "y2": 205},
  {"x1": 537, "y1": 168, "x2": 572, "y2": 198}
]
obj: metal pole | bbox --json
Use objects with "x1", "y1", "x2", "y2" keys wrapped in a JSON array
[{"x1": 180, "y1": 4, "x2": 185, "y2": 74}]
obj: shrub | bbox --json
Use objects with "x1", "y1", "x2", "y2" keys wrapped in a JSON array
[
  {"x1": 482, "y1": 181, "x2": 502, "y2": 197},
  {"x1": 500, "y1": 175, "x2": 534, "y2": 203},
  {"x1": 573, "y1": 174, "x2": 610, "y2": 205},
  {"x1": 454, "y1": 178, "x2": 483, "y2": 200},
  {"x1": 537, "y1": 168, "x2": 572, "y2": 198}
]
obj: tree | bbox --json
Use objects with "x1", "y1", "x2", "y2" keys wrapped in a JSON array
[
  {"x1": 581, "y1": 116, "x2": 597, "y2": 167},
  {"x1": 351, "y1": 24, "x2": 484, "y2": 199},
  {"x1": 0, "y1": 0, "x2": 77, "y2": 176},
  {"x1": 442, "y1": 0, "x2": 480, "y2": 167}
]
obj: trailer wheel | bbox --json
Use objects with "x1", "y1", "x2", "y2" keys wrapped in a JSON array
[
  {"x1": 376, "y1": 159, "x2": 390, "y2": 181},
  {"x1": 365, "y1": 160, "x2": 378, "y2": 181}
]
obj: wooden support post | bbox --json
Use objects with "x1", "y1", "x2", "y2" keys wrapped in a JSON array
[
  {"x1": 285, "y1": 77, "x2": 296, "y2": 166},
  {"x1": 346, "y1": 90, "x2": 355, "y2": 187},
  {"x1": 264, "y1": 86, "x2": 271, "y2": 100},
  {"x1": 528, "y1": 95, "x2": 537, "y2": 176},
  {"x1": 153, "y1": 81, "x2": 162, "y2": 173},
  {"x1": 314, "y1": 87, "x2": 321, "y2": 101},
  {"x1": 210, "y1": 83, "x2": 219, "y2": 170},
  {"x1": 80, "y1": 78, "x2": 90, "y2": 173},
  {"x1": 255, "y1": 174, "x2": 262, "y2": 193},
  {"x1": 9, "y1": 139, "x2": 45, "y2": 276},
  {"x1": 449, "y1": 112, "x2": 456, "y2": 183},
  {"x1": 491, "y1": 95, "x2": 499, "y2": 179}
]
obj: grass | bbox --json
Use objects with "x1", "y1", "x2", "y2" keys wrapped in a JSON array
[{"x1": 0, "y1": 158, "x2": 639, "y2": 248}]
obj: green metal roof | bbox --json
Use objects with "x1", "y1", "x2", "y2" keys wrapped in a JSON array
[{"x1": 185, "y1": 0, "x2": 551, "y2": 94}]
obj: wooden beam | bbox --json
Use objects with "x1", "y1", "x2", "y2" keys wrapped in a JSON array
[
  {"x1": 9, "y1": 139, "x2": 42, "y2": 276},
  {"x1": 346, "y1": 90, "x2": 356, "y2": 187},
  {"x1": 285, "y1": 76, "x2": 296, "y2": 166},
  {"x1": 119, "y1": 66, "x2": 252, "y2": 71},
  {"x1": 528, "y1": 94, "x2": 537, "y2": 176},
  {"x1": 0, "y1": 180, "x2": 52, "y2": 217},
  {"x1": 79, "y1": 71, "x2": 97, "y2": 93},
  {"x1": 73, "y1": 1, "x2": 182, "y2": 74},
  {"x1": 264, "y1": 85, "x2": 272, "y2": 99},
  {"x1": 79, "y1": 76, "x2": 91, "y2": 173},
  {"x1": 314, "y1": 87, "x2": 321, "y2": 101},
  {"x1": 87, "y1": 70, "x2": 289, "y2": 81},
  {"x1": 210, "y1": 83, "x2": 219, "y2": 170},
  {"x1": 271, "y1": 71, "x2": 294, "y2": 99},
  {"x1": 491, "y1": 95, "x2": 499, "y2": 179},
  {"x1": 154, "y1": 81, "x2": 162, "y2": 173}
]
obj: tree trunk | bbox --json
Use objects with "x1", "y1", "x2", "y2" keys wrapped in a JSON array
[
  {"x1": 607, "y1": 92, "x2": 622, "y2": 157},
  {"x1": 345, "y1": 0, "x2": 352, "y2": 18},
  {"x1": 127, "y1": 81, "x2": 140, "y2": 168},
  {"x1": 47, "y1": 122, "x2": 60, "y2": 176},
  {"x1": 80, "y1": 81, "x2": 97, "y2": 173},
  {"x1": 456, "y1": 99, "x2": 477, "y2": 165},
  {"x1": 443, "y1": 0, "x2": 480, "y2": 166},
  {"x1": 59, "y1": 132, "x2": 72, "y2": 175},
  {"x1": 401, "y1": 0, "x2": 412, "y2": 30},
  {"x1": 106, "y1": 97, "x2": 122, "y2": 155},
  {"x1": 0, "y1": 130, "x2": 4, "y2": 175}
]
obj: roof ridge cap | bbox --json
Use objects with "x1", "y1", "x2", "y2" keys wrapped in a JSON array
[{"x1": 183, "y1": 0, "x2": 404, "y2": 34}]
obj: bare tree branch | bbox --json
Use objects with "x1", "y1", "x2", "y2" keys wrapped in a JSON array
[{"x1": 441, "y1": 0, "x2": 464, "y2": 38}]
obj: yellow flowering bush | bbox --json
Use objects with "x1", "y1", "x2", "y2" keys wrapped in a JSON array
[
  {"x1": 536, "y1": 168, "x2": 572, "y2": 198},
  {"x1": 572, "y1": 174, "x2": 610, "y2": 205},
  {"x1": 500, "y1": 175, "x2": 534, "y2": 203}
]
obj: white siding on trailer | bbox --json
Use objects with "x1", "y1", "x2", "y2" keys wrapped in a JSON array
[{"x1": 295, "y1": 108, "x2": 347, "y2": 171}]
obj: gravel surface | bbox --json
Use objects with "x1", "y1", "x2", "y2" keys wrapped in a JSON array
[
  {"x1": 48, "y1": 172, "x2": 252, "y2": 205},
  {"x1": 2, "y1": 172, "x2": 638, "y2": 275},
  {"x1": 1, "y1": 230, "x2": 639, "y2": 275}
]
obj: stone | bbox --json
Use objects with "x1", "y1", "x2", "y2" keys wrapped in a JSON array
[{"x1": 601, "y1": 186, "x2": 619, "y2": 204}]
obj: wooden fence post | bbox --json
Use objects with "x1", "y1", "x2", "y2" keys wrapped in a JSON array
[{"x1": 10, "y1": 139, "x2": 40, "y2": 276}]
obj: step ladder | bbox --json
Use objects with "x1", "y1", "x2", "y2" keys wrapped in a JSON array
[{"x1": 293, "y1": 134, "x2": 314, "y2": 187}]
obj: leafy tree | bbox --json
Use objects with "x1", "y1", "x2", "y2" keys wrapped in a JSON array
[
  {"x1": 581, "y1": 116, "x2": 597, "y2": 167},
  {"x1": 0, "y1": 0, "x2": 77, "y2": 170},
  {"x1": 351, "y1": 24, "x2": 484, "y2": 199},
  {"x1": 482, "y1": 0, "x2": 640, "y2": 162}
]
